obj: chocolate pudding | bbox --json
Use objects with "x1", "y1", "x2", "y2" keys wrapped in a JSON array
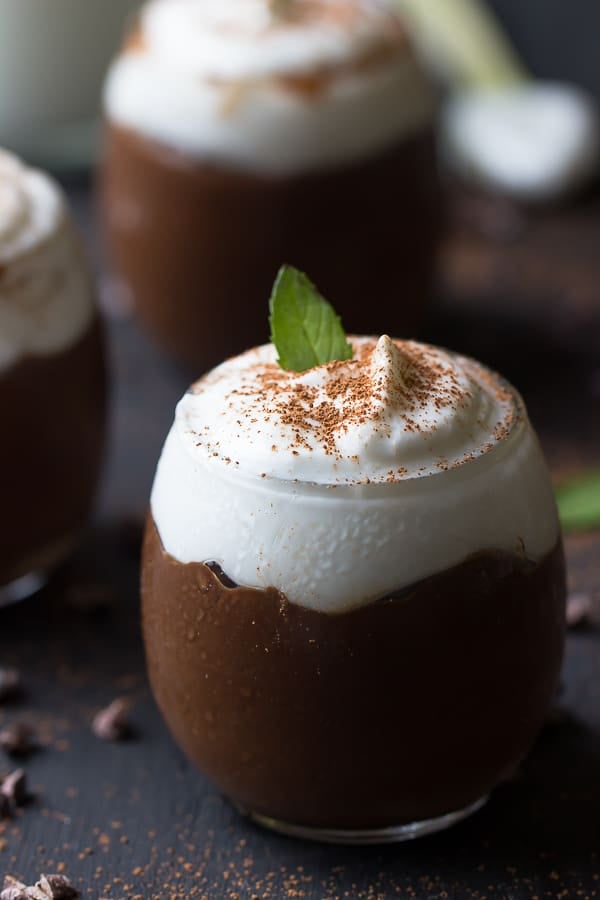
[
  {"x1": 0, "y1": 150, "x2": 106, "y2": 603},
  {"x1": 0, "y1": 319, "x2": 106, "y2": 589},
  {"x1": 141, "y1": 328, "x2": 566, "y2": 842},
  {"x1": 101, "y1": 0, "x2": 441, "y2": 369},
  {"x1": 143, "y1": 521, "x2": 565, "y2": 831}
]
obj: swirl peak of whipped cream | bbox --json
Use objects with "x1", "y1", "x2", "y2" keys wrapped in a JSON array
[
  {"x1": 179, "y1": 336, "x2": 515, "y2": 485},
  {"x1": 151, "y1": 336, "x2": 558, "y2": 611},
  {"x1": 104, "y1": 0, "x2": 434, "y2": 174},
  {"x1": 0, "y1": 151, "x2": 63, "y2": 264},
  {"x1": 0, "y1": 150, "x2": 94, "y2": 372}
]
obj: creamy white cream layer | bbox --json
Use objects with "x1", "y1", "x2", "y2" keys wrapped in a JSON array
[
  {"x1": 151, "y1": 337, "x2": 560, "y2": 613},
  {"x1": 104, "y1": 0, "x2": 434, "y2": 175},
  {"x1": 0, "y1": 150, "x2": 95, "y2": 372}
]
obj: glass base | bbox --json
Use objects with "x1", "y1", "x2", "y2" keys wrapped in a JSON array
[
  {"x1": 0, "y1": 571, "x2": 48, "y2": 608},
  {"x1": 0, "y1": 535, "x2": 75, "y2": 608},
  {"x1": 245, "y1": 795, "x2": 488, "y2": 845}
]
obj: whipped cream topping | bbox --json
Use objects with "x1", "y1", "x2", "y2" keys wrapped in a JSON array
[
  {"x1": 151, "y1": 337, "x2": 560, "y2": 613},
  {"x1": 172, "y1": 336, "x2": 518, "y2": 483},
  {"x1": 104, "y1": 0, "x2": 434, "y2": 174},
  {"x1": 0, "y1": 150, "x2": 95, "y2": 372},
  {"x1": 133, "y1": 0, "x2": 408, "y2": 80}
]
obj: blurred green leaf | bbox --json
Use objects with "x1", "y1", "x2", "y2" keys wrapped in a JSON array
[
  {"x1": 395, "y1": 0, "x2": 527, "y2": 89},
  {"x1": 556, "y1": 471, "x2": 600, "y2": 533}
]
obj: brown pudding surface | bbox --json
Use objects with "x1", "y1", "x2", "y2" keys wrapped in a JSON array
[
  {"x1": 102, "y1": 125, "x2": 441, "y2": 370},
  {"x1": 0, "y1": 318, "x2": 106, "y2": 587},
  {"x1": 142, "y1": 518, "x2": 565, "y2": 829}
]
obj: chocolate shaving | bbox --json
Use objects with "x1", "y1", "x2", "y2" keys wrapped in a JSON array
[
  {"x1": 0, "y1": 669, "x2": 20, "y2": 703},
  {"x1": 0, "y1": 722, "x2": 35, "y2": 757},
  {"x1": 1, "y1": 875, "x2": 79, "y2": 900},
  {"x1": 15, "y1": 885, "x2": 46, "y2": 900},
  {"x1": 92, "y1": 698, "x2": 131, "y2": 741},
  {"x1": 1, "y1": 876, "x2": 29, "y2": 900},
  {"x1": 1, "y1": 768, "x2": 27, "y2": 809},
  {"x1": 37, "y1": 876, "x2": 79, "y2": 900}
]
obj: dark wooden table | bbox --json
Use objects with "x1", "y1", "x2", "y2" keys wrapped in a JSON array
[{"x1": 0, "y1": 181, "x2": 599, "y2": 899}]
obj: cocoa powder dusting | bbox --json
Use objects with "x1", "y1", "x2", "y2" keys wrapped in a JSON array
[
  {"x1": 255, "y1": 340, "x2": 492, "y2": 462},
  {"x1": 189, "y1": 338, "x2": 518, "y2": 481},
  {"x1": 124, "y1": 0, "x2": 409, "y2": 102}
]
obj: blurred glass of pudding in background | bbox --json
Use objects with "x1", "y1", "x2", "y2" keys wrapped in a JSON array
[
  {"x1": 101, "y1": 0, "x2": 441, "y2": 370},
  {"x1": 0, "y1": 0, "x2": 140, "y2": 170},
  {"x1": 0, "y1": 151, "x2": 106, "y2": 606}
]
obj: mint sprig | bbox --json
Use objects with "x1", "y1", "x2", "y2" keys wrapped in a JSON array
[
  {"x1": 269, "y1": 266, "x2": 353, "y2": 372},
  {"x1": 556, "y1": 470, "x2": 600, "y2": 533}
]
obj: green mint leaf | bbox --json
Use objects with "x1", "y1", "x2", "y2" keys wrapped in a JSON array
[
  {"x1": 269, "y1": 266, "x2": 353, "y2": 372},
  {"x1": 556, "y1": 470, "x2": 600, "y2": 533}
]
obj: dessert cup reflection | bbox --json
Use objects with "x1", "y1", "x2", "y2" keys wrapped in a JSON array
[
  {"x1": 0, "y1": 151, "x2": 106, "y2": 604},
  {"x1": 101, "y1": 0, "x2": 441, "y2": 369},
  {"x1": 141, "y1": 324, "x2": 566, "y2": 842}
]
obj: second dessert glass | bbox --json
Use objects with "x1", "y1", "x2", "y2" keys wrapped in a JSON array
[
  {"x1": 101, "y1": 0, "x2": 441, "y2": 369},
  {"x1": 141, "y1": 271, "x2": 565, "y2": 843},
  {"x1": 0, "y1": 150, "x2": 106, "y2": 605}
]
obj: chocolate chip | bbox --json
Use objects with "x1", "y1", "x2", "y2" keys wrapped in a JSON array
[
  {"x1": 36, "y1": 876, "x2": 80, "y2": 900},
  {"x1": 0, "y1": 722, "x2": 35, "y2": 756},
  {"x1": 1, "y1": 768, "x2": 28, "y2": 808},
  {"x1": 92, "y1": 698, "x2": 131, "y2": 741},
  {"x1": 0, "y1": 669, "x2": 21, "y2": 703}
]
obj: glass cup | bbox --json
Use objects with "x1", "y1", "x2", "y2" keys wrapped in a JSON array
[
  {"x1": 0, "y1": 150, "x2": 106, "y2": 605},
  {"x1": 141, "y1": 333, "x2": 565, "y2": 842},
  {"x1": 101, "y1": 0, "x2": 442, "y2": 370}
]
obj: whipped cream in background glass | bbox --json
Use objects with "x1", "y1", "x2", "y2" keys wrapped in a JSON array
[
  {"x1": 0, "y1": 0, "x2": 141, "y2": 169},
  {"x1": 101, "y1": 0, "x2": 441, "y2": 370},
  {"x1": 0, "y1": 150, "x2": 95, "y2": 371},
  {"x1": 104, "y1": 0, "x2": 435, "y2": 175},
  {"x1": 151, "y1": 335, "x2": 560, "y2": 613},
  {"x1": 0, "y1": 148, "x2": 106, "y2": 605}
]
